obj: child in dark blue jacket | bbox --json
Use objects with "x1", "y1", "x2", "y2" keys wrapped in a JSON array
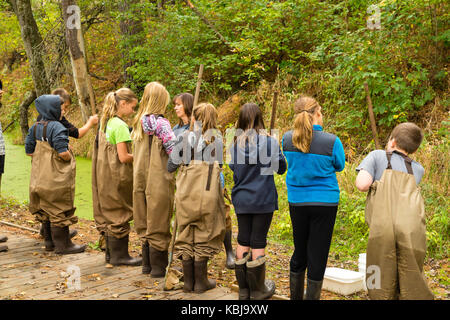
[{"x1": 229, "y1": 103, "x2": 286, "y2": 300}]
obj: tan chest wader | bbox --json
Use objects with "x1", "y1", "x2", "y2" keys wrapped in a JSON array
[
  {"x1": 365, "y1": 151, "x2": 434, "y2": 300},
  {"x1": 175, "y1": 159, "x2": 226, "y2": 293},
  {"x1": 133, "y1": 133, "x2": 175, "y2": 276},
  {"x1": 92, "y1": 129, "x2": 133, "y2": 239},
  {"x1": 175, "y1": 160, "x2": 226, "y2": 261},
  {"x1": 92, "y1": 124, "x2": 141, "y2": 266},
  {"x1": 29, "y1": 121, "x2": 77, "y2": 227}
]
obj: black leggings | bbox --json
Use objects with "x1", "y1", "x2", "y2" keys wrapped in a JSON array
[
  {"x1": 237, "y1": 213, "x2": 273, "y2": 249},
  {"x1": 289, "y1": 205, "x2": 337, "y2": 281}
]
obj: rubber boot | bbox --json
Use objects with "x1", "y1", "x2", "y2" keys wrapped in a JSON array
[
  {"x1": 193, "y1": 258, "x2": 216, "y2": 293},
  {"x1": 234, "y1": 252, "x2": 251, "y2": 300},
  {"x1": 40, "y1": 223, "x2": 77, "y2": 239},
  {"x1": 141, "y1": 240, "x2": 151, "y2": 274},
  {"x1": 51, "y1": 226, "x2": 86, "y2": 255},
  {"x1": 108, "y1": 235, "x2": 142, "y2": 266},
  {"x1": 290, "y1": 270, "x2": 305, "y2": 300},
  {"x1": 0, "y1": 235, "x2": 7, "y2": 242},
  {"x1": 304, "y1": 278, "x2": 323, "y2": 300},
  {"x1": 182, "y1": 258, "x2": 195, "y2": 293},
  {"x1": 246, "y1": 256, "x2": 275, "y2": 300},
  {"x1": 223, "y1": 230, "x2": 236, "y2": 269},
  {"x1": 149, "y1": 246, "x2": 168, "y2": 278},
  {"x1": 0, "y1": 244, "x2": 7, "y2": 252},
  {"x1": 42, "y1": 221, "x2": 55, "y2": 251},
  {"x1": 105, "y1": 234, "x2": 110, "y2": 263}
]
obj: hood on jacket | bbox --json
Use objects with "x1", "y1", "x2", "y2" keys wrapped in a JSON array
[{"x1": 35, "y1": 95, "x2": 62, "y2": 121}]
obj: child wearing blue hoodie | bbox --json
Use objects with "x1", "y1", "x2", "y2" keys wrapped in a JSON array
[{"x1": 25, "y1": 95, "x2": 85, "y2": 255}]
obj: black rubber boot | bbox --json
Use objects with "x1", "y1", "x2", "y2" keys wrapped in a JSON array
[
  {"x1": 305, "y1": 278, "x2": 323, "y2": 300},
  {"x1": 193, "y1": 258, "x2": 216, "y2": 293},
  {"x1": 182, "y1": 258, "x2": 195, "y2": 293},
  {"x1": 246, "y1": 256, "x2": 275, "y2": 300},
  {"x1": 105, "y1": 234, "x2": 110, "y2": 263},
  {"x1": 149, "y1": 246, "x2": 168, "y2": 278},
  {"x1": 51, "y1": 226, "x2": 86, "y2": 255},
  {"x1": 223, "y1": 230, "x2": 236, "y2": 269},
  {"x1": 108, "y1": 235, "x2": 142, "y2": 266},
  {"x1": 141, "y1": 240, "x2": 151, "y2": 274},
  {"x1": 290, "y1": 270, "x2": 306, "y2": 300},
  {"x1": 234, "y1": 252, "x2": 251, "y2": 300},
  {"x1": 41, "y1": 223, "x2": 77, "y2": 239},
  {"x1": 0, "y1": 235, "x2": 8, "y2": 242},
  {"x1": 42, "y1": 221, "x2": 55, "y2": 251}
]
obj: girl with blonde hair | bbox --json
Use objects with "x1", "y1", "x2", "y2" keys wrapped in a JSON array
[
  {"x1": 132, "y1": 82, "x2": 176, "y2": 277},
  {"x1": 282, "y1": 95, "x2": 345, "y2": 300},
  {"x1": 168, "y1": 103, "x2": 226, "y2": 294},
  {"x1": 92, "y1": 88, "x2": 142, "y2": 266}
]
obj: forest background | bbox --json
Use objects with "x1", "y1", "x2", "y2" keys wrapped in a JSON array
[{"x1": 0, "y1": 0, "x2": 448, "y2": 298}]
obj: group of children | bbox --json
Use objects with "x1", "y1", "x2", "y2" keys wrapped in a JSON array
[{"x1": 17, "y1": 82, "x2": 434, "y2": 300}]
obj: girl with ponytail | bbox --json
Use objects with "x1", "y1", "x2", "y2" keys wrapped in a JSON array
[
  {"x1": 281, "y1": 95, "x2": 345, "y2": 300},
  {"x1": 92, "y1": 88, "x2": 141, "y2": 267}
]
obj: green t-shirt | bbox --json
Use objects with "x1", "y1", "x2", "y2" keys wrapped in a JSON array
[{"x1": 104, "y1": 117, "x2": 131, "y2": 145}]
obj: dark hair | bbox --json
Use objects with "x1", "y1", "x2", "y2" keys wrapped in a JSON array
[
  {"x1": 173, "y1": 93, "x2": 194, "y2": 126},
  {"x1": 389, "y1": 122, "x2": 423, "y2": 154},
  {"x1": 236, "y1": 103, "x2": 266, "y2": 132},
  {"x1": 51, "y1": 88, "x2": 71, "y2": 104}
]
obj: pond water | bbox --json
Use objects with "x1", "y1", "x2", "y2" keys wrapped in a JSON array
[{"x1": 2, "y1": 134, "x2": 94, "y2": 220}]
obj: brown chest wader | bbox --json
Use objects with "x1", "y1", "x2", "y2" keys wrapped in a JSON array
[
  {"x1": 365, "y1": 151, "x2": 434, "y2": 300},
  {"x1": 92, "y1": 121, "x2": 140, "y2": 266},
  {"x1": 29, "y1": 121, "x2": 77, "y2": 227},
  {"x1": 133, "y1": 132, "x2": 175, "y2": 276},
  {"x1": 175, "y1": 157, "x2": 226, "y2": 293},
  {"x1": 29, "y1": 121, "x2": 84, "y2": 255}
]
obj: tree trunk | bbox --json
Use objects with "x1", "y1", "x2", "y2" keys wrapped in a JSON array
[
  {"x1": 61, "y1": 0, "x2": 97, "y2": 122},
  {"x1": 119, "y1": 0, "x2": 144, "y2": 84},
  {"x1": 19, "y1": 90, "x2": 37, "y2": 143},
  {"x1": 8, "y1": 0, "x2": 50, "y2": 96}
]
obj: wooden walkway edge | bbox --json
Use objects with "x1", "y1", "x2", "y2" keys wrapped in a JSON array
[{"x1": 0, "y1": 230, "x2": 239, "y2": 300}]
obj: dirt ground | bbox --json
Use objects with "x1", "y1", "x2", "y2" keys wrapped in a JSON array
[{"x1": 0, "y1": 200, "x2": 448, "y2": 300}]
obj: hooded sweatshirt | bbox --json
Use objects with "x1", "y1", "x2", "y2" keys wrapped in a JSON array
[
  {"x1": 229, "y1": 134, "x2": 287, "y2": 214},
  {"x1": 25, "y1": 95, "x2": 69, "y2": 154}
]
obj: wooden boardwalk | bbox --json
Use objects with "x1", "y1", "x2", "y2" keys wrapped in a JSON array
[{"x1": 0, "y1": 230, "x2": 238, "y2": 300}]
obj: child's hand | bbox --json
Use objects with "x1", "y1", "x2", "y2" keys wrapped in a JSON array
[{"x1": 89, "y1": 114, "x2": 99, "y2": 126}]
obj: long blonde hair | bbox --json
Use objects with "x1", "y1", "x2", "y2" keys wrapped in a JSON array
[
  {"x1": 191, "y1": 103, "x2": 219, "y2": 144},
  {"x1": 132, "y1": 82, "x2": 170, "y2": 141},
  {"x1": 100, "y1": 88, "x2": 137, "y2": 131},
  {"x1": 292, "y1": 96, "x2": 320, "y2": 153}
]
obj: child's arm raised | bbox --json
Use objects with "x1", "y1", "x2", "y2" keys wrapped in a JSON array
[{"x1": 77, "y1": 115, "x2": 99, "y2": 138}]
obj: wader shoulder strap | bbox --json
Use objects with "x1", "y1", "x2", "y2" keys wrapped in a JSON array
[
  {"x1": 386, "y1": 151, "x2": 414, "y2": 175},
  {"x1": 205, "y1": 163, "x2": 214, "y2": 191},
  {"x1": 33, "y1": 121, "x2": 50, "y2": 141}
]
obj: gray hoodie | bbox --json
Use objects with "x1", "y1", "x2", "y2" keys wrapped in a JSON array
[{"x1": 25, "y1": 95, "x2": 69, "y2": 154}]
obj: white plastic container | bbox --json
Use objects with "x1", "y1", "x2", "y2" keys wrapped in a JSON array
[{"x1": 323, "y1": 267, "x2": 365, "y2": 296}]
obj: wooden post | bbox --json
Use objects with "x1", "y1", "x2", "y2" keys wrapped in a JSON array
[
  {"x1": 269, "y1": 90, "x2": 279, "y2": 131},
  {"x1": 364, "y1": 82, "x2": 381, "y2": 149},
  {"x1": 193, "y1": 64, "x2": 204, "y2": 107}
]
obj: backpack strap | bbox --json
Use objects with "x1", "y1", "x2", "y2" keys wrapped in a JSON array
[
  {"x1": 205, "y1": 163, "x2": 214, "y2": 191},
  {"x1": 386, "y1": 151, "x2": 414, "y2": 175}
]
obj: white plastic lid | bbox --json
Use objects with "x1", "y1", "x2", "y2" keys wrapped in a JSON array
[{"x1": 324, "y1": 267, "x2": 364, "y2": 283}]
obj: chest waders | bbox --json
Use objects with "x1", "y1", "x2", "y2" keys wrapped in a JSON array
[
  {"x1": 92, "y1": 122, "x2": 141, "y2": 266},
  {"x1": 365, "y1": 151, "x2": 434, "y2": 300},
  {"x1": 133, "y1": 132, "x2": 175, "y2": 277},
  {"x1": 29, "y1": 121, "x2": 84, "y2": 254},
  {"x1": 175, "y1": 158, "x2": 226, "y2": 293}
]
